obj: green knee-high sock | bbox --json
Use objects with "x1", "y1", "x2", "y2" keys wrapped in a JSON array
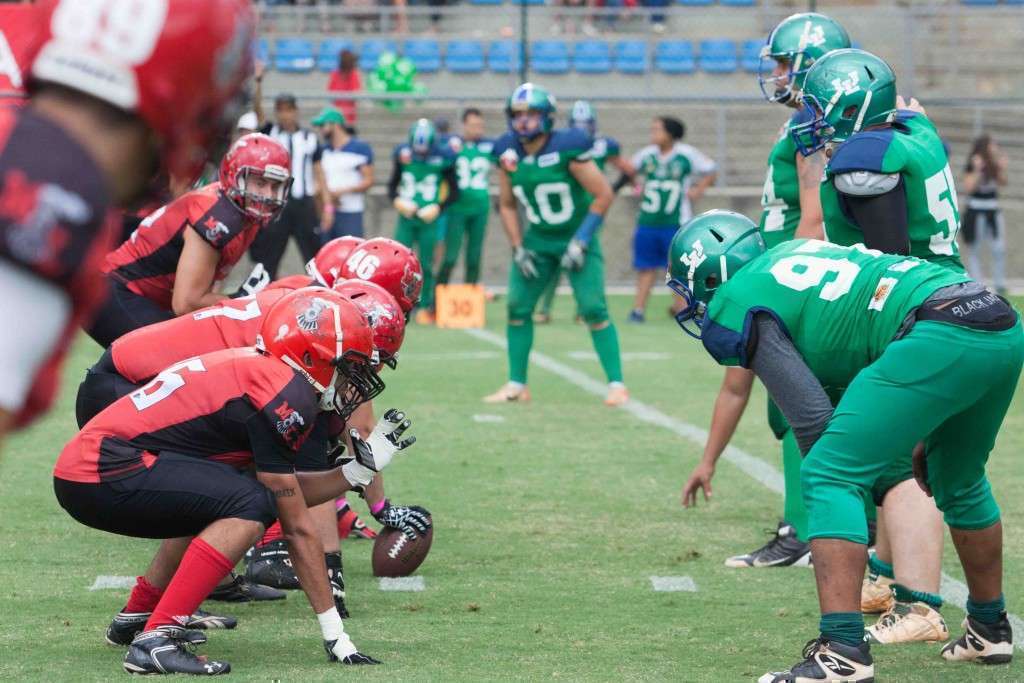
[
  {"x1": 781, "y1": 429, "x2": 809, "y2": 542},
  {"x1": 867, "y1": 554, "x2": 894, "y2": 580},
  {"x1": 508, "y1": 321, "x2": 534, "y2": 384},
  {"x1": 590, "y1": 323, "x2": 623, "y2": 383},
  {"x1": 893, "y1": 583, "x2": 943, "y2": 610},
  {"x1": 819, "y1": 612, "x2": 865, "y2": 648}
]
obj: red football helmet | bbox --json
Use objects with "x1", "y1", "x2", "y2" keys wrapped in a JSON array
[
  {"x1": 333, "y1": 280, "x2": 406, "y2": 369},
  {"x1": 28, "y1": 0, "x2": 256, "y2": 183},
  {"x1": 220, "y1": 133, "x2": 292, "y2": 222},
  {"x1": 339, "y1": 237, "x2": 423, "y2": 314},
  {"x1": 259, "y1": 288, "x2": 384, "y2": 418},
  {"x1": 307, "y1": 236, "x2": 365, "y2": 287}
]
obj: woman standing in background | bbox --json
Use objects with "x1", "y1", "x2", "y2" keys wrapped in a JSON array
[
  {"x1": 962, "y1": 134, "x2": 1009, "y2": 294},
  {"x1": 328, "y1": 49, "x2": 362, "y2": 127}
]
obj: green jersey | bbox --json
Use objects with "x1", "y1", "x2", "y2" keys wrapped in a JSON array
[
  {"x1": 820, "y1": 111, "x2": 965, "y2": 272},
  {"x1": 451, "y1": 137, "x2": 494, "y2": 215},
  {"x1": 759, "y1": 110, "x2": 809, "y2": 248},
  {"x1": 589, "y1": 135, "x2": 621, "y2": 172},
  {"x1": 393, "y1": 142, "x2": 456, "y2": 209},
  {"x1": 492, "y1": 128, "x2": 593, "y2": 240},
  {"x1": 632, "y1": 142, "x2": 717, "y2": 227},
  {"x1": 703, "y1": 239, "x2": 968, "y2": 389}
]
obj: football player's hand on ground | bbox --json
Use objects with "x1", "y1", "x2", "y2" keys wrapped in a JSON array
[
  {"x1": 911, "y1": 441, "x2": 931, "y2": 497},
  {"x1": 513, "y1": 246, "x2": 539, "y2": 279},
  {"x1": 416, "y1": 203, "x2": 441, "y2": 224},
  {"x1": 681, "y1": 461, "x2": 715, "y2": 508},
  {"x1": 560, "y1": 239, "x2": 587, "y2": 271},
  {"x1": 393, "y1": 198, "x2": 418, "y2": 219},
  {"x1": 374, "y1": 501, "x2": 432, "y2": 540},
  {"x1": 233, "y1": 262, "x2": 270, "y2": 298},
  {"x1": 324, "y1": 638, "x2": 380, "y2": 665}
]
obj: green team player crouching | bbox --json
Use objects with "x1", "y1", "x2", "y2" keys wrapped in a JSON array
[
  {"x1": 668, "y1": 210, "x2": 1021, "y2": 682},
  {"x1": 484, "y1": 83, "x2": 628, "y2": 407}
]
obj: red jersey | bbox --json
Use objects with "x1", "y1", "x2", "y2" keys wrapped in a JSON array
[
  {"x1": 327, "y1": 69, "x2": 361, "y2": 125},
  {"x1": 55, "y1": 348, "x2": 320, "y2": 484},
  {"x1": 103, "y1": 184, "x2": 261, "y2": 309},
  {"x1": 110, "y1": 287, "x2": 295, "y2": 384},
  {"x1": 0, "y1": 106, "x2": 118, "y2": 427}
]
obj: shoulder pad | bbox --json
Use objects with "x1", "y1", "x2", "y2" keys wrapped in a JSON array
[
  {"x1": 478, "y1": 139, "x2": 496, "y2": 154},
  {"x1": 555, "y1": 127, "x2": 592, "y2": 153},
  {"x1": 833, "y1": 170, "x2": 900, "y2": 196},
  {"x1": 827, "y1": 131, "x2": 895, "y2": 175},
  {"x1": 490, "y1": 132, "x2": 516, "y2": 157}
]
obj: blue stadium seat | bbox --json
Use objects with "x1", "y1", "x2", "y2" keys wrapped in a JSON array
[
  {"x1": 574, "y1": 41, "x2": 611, "y2": 74},
  {"x1": 403, "y1": 39, "x2": 442, "y2": 73},
  {"x1": 960, "y1": 0, "x2": 998, "y2": 4},
  {"x1": 317, "y1": 39, "x2": 354, "y2": 72},
  {"x1": 677, "y1": 0, "x2": 713, "y2": 5},
  {"x1": 531, "y1": 40, "x2": 570, "y2": 74},
  {"x1": 359, "y1": 39, "x2": 398, "y2": 71},
  {"x1": 256, "y1": 39, "x2": 271, "y2": 66},
  {"x1": 445, "y1": 40, "x2": 485, "y2": 73},
  {"x1": 511, "y1": 0, "x2": 545, "y2": 4},
  {"x1": 614, "y1": 40, "x2": 648, "y2": 74},
  {"x1": 720, "y1": 0, "x2": 756, "y2": 5},
  {"x1": 654, "y1": 41, "x2": 695, "y2": 74},
  {"x1": 470, "y1": 0, "x2": 504, "y2": 4},
  {"x1": 488, "y1": 41, "x2": 522, "y2": 73},
  {"x1": 274, "y1": 38, "x2": 315, "y2": 73},
  {"x1": 740, "y1": 39, "x2": 765, "y2": 73},
  {"x1": 699, "y1": 39, "x2": 738, "y2": 73}
]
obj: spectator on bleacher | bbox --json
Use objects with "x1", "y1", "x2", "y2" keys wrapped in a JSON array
[
  {"x1": 554, "y1": 0, "x2": 598, "y2": 36},
  {"x1": 963, "y1": 133, "x2": 1009, "y2": 294},
  {"x1": 313, "y1": 106, "x2": 374, "y2": 240},
  {"x1": 327, "y1": 49, "x2": 362, "y2": 126},
  {"x1": 251, "y1": 93, "x2": 324, "y2": 279},
  {"x1": 641, "y1": 0, "x2": 669, "y2": 33}
]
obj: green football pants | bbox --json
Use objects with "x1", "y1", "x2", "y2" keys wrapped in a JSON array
[
  {"x1": 395, "y1": 215, "x2": 436, "y2": 310},
  {"x1": 438, "y1": 210, "x2": 488, "y2": 285},
  {"x1": 507, "y1": 236, "x2": 609, "y2": 325},
  {"x1": 801, "y1": 320, "x2": 1024, "y2": 544}
]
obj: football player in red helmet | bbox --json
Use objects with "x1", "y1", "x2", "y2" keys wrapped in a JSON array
[
  {"x1": 88, "y1": 133, "x2": 292, "y2": 348},
  {"x1": 306, "y1": 235, "x2": 365, "y2": 288},
  {"x1": 0, "y1": 0, "x2": 256, "y2": 445},
  {"x1": 334, "y1": 236, "x2": 425, "y2": 314},
  {"x1": 55, "y1": 289, "x2": 415, "y2": 674}
]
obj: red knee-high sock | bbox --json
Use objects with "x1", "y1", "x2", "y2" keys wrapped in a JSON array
[
  {"x1": 145, "y1": 538, "x2": 234, "y2": 630},
  {"x1": 124, "y1": 576, "x2": 164, "y2": 613},
  {"x1": 257, "y1": 520, "x2": 283, "y2": 547}
]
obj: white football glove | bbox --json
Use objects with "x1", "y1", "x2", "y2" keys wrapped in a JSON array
[
  {"x1": 416, "y1": 203, "x2": 441, "y2": 224},
  {"x1": 560, "y1": 239, "x2": 587, "y2": 271},
  {"x1": 233, "y1": 262, "x2": 270, "y2": 298},
  {"x1": 341, "y1": 409, "x2": 416, "y2": 487},
  {"x1": 393, "y1": 198, "x2": 418, "y2": 219},
  {"x1": 513, "y1": 246, "x2": 539, "y2": 279}
]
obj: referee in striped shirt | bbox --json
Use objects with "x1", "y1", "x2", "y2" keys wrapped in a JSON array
[{"x1": 251, "y1": 92, "x2": 324, "y2": 279}]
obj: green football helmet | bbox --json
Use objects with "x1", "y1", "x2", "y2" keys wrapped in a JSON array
[
  {"x1": 408, "y1": 118, "x2": 436, "y2": 156},
  {"x1": 667, "y1": 210, "x2": 765, "y2": 339},
  {"x1": 569, "y1": 99, "x2": 597, "y2": 137},
  {"x1": 506, "y1": 82, "x2": 557, "y2": 141},
  {"x1": 790, "y1": 48, "x2": 897, "y2": 156},
  {"x1": 758, "y1": 12, "x2": 851, "y2": 105}
]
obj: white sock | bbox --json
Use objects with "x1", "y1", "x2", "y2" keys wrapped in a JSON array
[{"x1": 508, "y1": 381, "x2": 525, "y2": 391}]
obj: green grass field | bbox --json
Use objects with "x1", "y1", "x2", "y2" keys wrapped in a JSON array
[{"x1": 3, "y1": 293, "x2": 1024, "y2": 682}]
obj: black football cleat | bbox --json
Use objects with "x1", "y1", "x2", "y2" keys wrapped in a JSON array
[
  {"x1": 186, "y1": 609, "x2": 237, "y2": 631},
  {"x1": 207, "y1": 572, "x2": 286, "y2": 602},
  {"x1": 106, "y1": 611, "x2": 208, "y2": 647},
  {"x1": 324, "y1": 640, "x2": 381, "y2": 665},
  {"x1": 725, "y1": 520, "x2": 812, "y2": 568},
  {"x1": 123, "y1": 627, "x2": 230, "y2": 675},
  {"x1": 246, "y1": 540, "x2": 300, "y2": 590},
  {"x1": 758, "y1": 637, "x2": 874, "y2": 682}
]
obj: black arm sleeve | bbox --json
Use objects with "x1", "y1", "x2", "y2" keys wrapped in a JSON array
[
  {"x1": 245, "y1": 413, "x2": 298, "y2": 474},
  {"x1": 838, "y1": 180, "x2": 910, "y2": 256},
  {"x1": 440, "y1": 165, "x2": 460, "y2": 209},
  {"x1": 386, "y1": 161, "x2": 402, "y2": 201},
  {"x1": 612, "y1": 173, "x2": 633, "y2": 193},
  {"x1": 747, "y1": 313, "x2": 834, "y2": 456}
]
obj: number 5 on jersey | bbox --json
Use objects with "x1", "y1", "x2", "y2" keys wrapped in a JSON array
[{"x1": 130, "y1": 358, "x2": 206, "y2": 411}]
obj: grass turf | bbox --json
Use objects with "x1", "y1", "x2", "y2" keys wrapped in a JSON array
[{"x1": 1, "y1": 293, "x2": 1022, "y2": 681}]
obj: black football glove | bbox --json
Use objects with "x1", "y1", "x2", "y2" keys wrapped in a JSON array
[
  {"x1": 324, "y1": 552, "x2": 349, "y2": 619},
  {"x1": 373, "y1": 500, "x2": 432, "y2": 540}
]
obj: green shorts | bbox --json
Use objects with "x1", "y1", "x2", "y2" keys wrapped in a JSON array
[{"x1": 801, "y1": 319, "x2": 1024, "y2": 544}]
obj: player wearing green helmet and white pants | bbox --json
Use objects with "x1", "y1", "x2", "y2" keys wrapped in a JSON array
[
  {"x1": 683, "y1": 13, "x2": 850, "y2": 572},
  {"x1": 535, "y1": 100, "x2": 630, "y2": 325},
  {"x1": 792, "y1": 47, "x2": 965, "y2": 644},
  {"x1": 388, "y1": 118, "x2": 459, "y2": 322},
  {"x1": 670, "y1": 210, "x2": 1020, "y2": 682},
  {"x1": 484, "y1": 84, "x2": 627, "y2": 407}
]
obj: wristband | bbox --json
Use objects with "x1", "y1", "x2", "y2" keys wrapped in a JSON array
[
  {"x1": 573, "y1": 211, "x2": 603, "y2": 245},
  {"x1": 369, "y1": 498, "x2": 388, "y2": 516}
]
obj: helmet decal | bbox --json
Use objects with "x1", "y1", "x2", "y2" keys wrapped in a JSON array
[{"x1": 296, "y1": 298, "x2": 329, "y2": 332}]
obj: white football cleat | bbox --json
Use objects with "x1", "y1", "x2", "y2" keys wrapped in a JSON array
[
  {"x1": 941, "y1": 615, "x2": 1013, "y2": 665},
  {"x1": 861, "y1": 574, "x2": 895, "y2": 614},
  {"x1": 866, "y1": 601, "x2": 948, "y2": 644},
  {"x1": 483, "y1": 383, "x2": 531, "y2": 403}
]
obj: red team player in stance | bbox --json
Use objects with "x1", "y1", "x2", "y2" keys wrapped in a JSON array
[
  {"x1": 0, "y1": 0, "x2": 256, "y2": 445},
  {"x1": 55, "y1": 289, "x2": 417, "y2": 675},
  {"x1": 88, "y1": 132, "x2": 292, "y2": 347}
]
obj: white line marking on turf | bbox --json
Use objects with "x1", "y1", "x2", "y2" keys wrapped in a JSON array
[
  {"x1": 463, "y1": 327, "x2": 1024, "y2": 649},
  {"x1": 90, "y1": 576, "x2": 137, "y2": 591},
  {"x1": 405, "y1": 351, "x2": 500, "y2": 361},
  {"x1": 650, "y1": 576, "x2": 698, "y2": 592},
  {"x1": 472, "y1": 413, "x2": 506, "y2": 423},
  {"x1": 567, "y1": 351, "x2": 672, "y2": 362},
  {"x1": 379, "y1": 576, "x2": 425, "y2": 592}
]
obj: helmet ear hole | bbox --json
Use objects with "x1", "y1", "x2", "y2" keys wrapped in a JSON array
[{"x1": 704, "y1": 274, "x2": 719, "y2": 290}]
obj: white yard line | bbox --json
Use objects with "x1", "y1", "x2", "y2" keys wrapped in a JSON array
[
  {"x1": 379, "y1": 576, "x2": 425, "y2": 592},
  {"x1": 90, "y1": 575, "x2": 137, "y2": 591},
  {"x1": 472, "y1": 413, "x2": 507, "y2": 423},
  {"x1": 650, "y1": 576, "x2": 698, "y2": 592},
  {"x1": 463, "y1": 327, "x2": 1024, "y2": 649}
]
